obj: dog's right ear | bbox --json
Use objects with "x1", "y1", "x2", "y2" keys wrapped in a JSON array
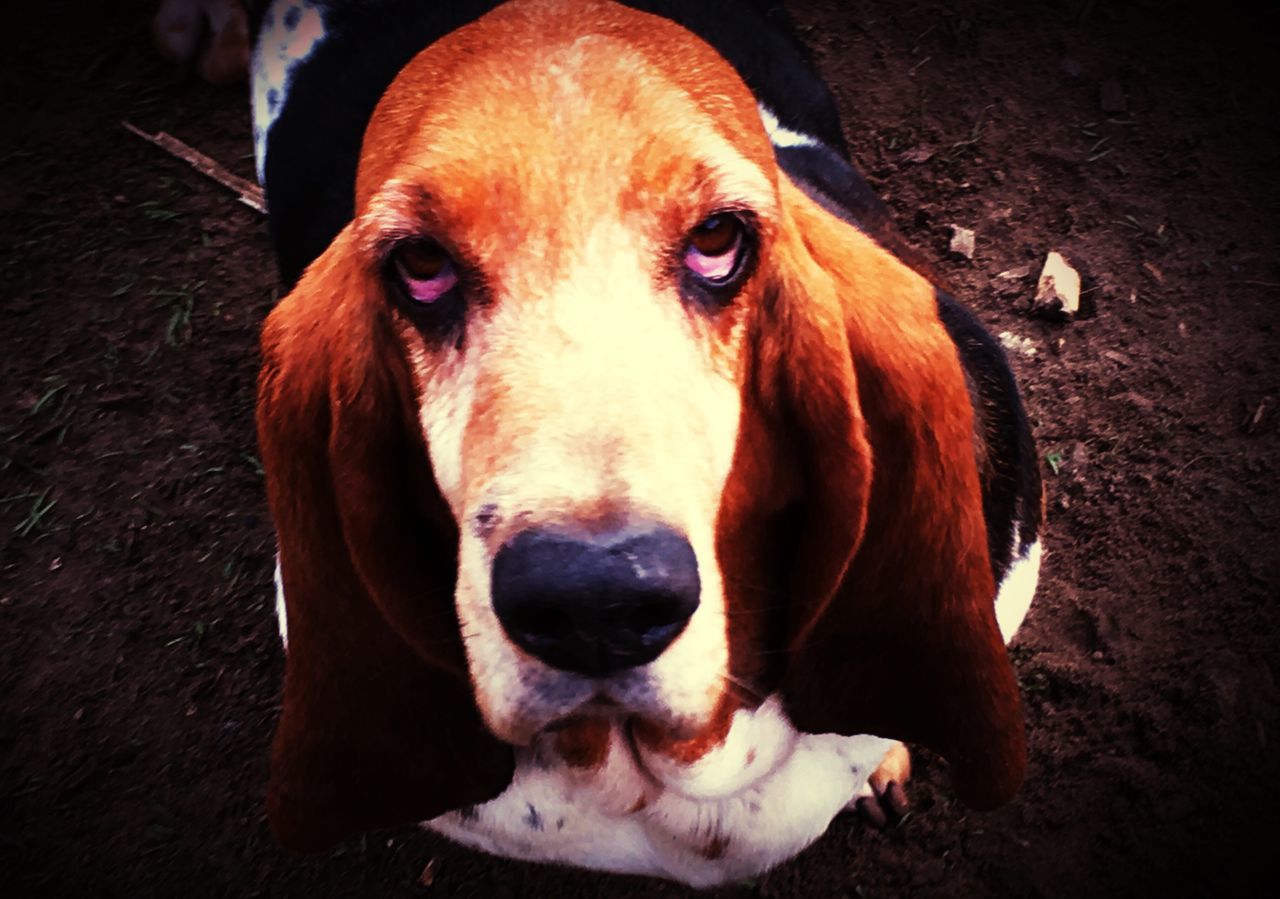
[
  {"x1": 257, "y1": 224, "x2": 513, "y2": 851},
  {"x1": 748, "y1": 178, "x2": 1026, "y2": 810}
]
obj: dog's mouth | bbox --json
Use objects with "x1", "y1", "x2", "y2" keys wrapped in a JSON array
[
  {"x1": 531, "y1": 685, "x2": 766, "y2": 792},
  {"x1": 537, "y1": 690, "x2": 686, "y2": 749},
  {"x1": 531, "y1": 692, "x2": 794, "y2": 803}
]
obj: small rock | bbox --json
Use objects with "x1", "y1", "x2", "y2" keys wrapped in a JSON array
[
  {"x1": 901, "y1": 145, "x2": 935, "y2": 164},
  {"x1": 998, "y1": 331, "x2": 1038, "y2": 357},
  {"x1": 1032, "y1": 251, "x2": 1082, "y2": 320},
  {"x1": 1241, "y1": 399, "x2": 1270, "y2": 435},
  {"x1": 1117, "y1": 391, "x2": 1155, "y2": 413},
  {"x1": 996, "y1": 264, "x2": 1032, "y2": 280},
  {"x1": 1100, "y1": 80, "x2": 1127, "y2": 114},
  {"x1": 948, "y1": 224, "x2": 975, "y2": 260}
]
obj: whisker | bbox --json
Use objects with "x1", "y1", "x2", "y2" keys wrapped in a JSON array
[{"x1": 716, "y1": 671, "x2": 766, "y2": 705}]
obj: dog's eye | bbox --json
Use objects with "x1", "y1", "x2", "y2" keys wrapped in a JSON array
[
  {"x1": 392, "y1": 239, "x2": 458, "y2": 304},
  {"x1": 683, "y1": 213, "x2": 745, "y2": 283}
]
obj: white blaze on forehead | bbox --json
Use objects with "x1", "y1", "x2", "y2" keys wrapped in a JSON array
[{"x1": 534, "y1": 34, "x2": 778, "y2": 219}]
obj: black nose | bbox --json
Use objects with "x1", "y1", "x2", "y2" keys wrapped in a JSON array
[{"x1": 490, "y1": 525, "x2": 700, "y2": 677}]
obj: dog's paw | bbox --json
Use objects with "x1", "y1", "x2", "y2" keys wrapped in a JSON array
[{"x1": 847, "y1": 742, "x2": 911, "y2": 828}]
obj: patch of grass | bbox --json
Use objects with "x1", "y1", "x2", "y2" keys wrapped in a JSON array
[
  {"x1": 1112, "y1": 213, "x2": 1172, "y2": 248},
  {"x1": 1085, "y1": 135, "x2": 1112, "y2": 163},
  {"x1": 1045, "y1": 450, "x2": 1063, "y2": 475},
  {"x1": 12, "y1": 488, "x2": 56, "y2": 538},
  {"x1": 11, "y1": 376, "x2": 85, "y2": 449},
  {"x1": 109, "y1": 273, "x2": 139, "y2": 298},
  {"x1": 1, "y1": 490, "x2": 40, "y2": 507},
  {"x1": 946, "y1": 103, "x2": 994, "y2": 158},
  {"x1": 30, "y1": 378, "x2": 68, "y2": 417},
  {"x1": 137, "y1": 200, "x2": 185, "y2": 222},
  {"x1": 149, "y1": 279, "x2": 205, "y2": 346},
  {"x1": 241, "y1": 453, "x2": 264, "y2": 477},
  {"x1": 164, "y1": 620, "x2": 209, "y2": 651}
]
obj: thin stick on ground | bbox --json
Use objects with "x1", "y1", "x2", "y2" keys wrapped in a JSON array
[{"x1": 122, "y1": 121, "x2": 266, "y2": 214}]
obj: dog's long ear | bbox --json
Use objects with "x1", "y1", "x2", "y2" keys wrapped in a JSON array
[
  {"x1": 257, "y1": 226, "x2": 514, "y2": 851},
  {"x1": 765, "y1": 178, "x2": 1025, "y2": 809}
]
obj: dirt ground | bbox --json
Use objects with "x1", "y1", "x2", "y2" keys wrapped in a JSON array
[{"x1": 3, "y1": 1, "x2": 1278, "y2": 896}]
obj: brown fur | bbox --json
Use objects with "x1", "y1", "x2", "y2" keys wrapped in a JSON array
[
  {"x1": 631, "y1": 694, "x2": 739, "y2": 765},
  {"x1": 551, "y1": 717, "x2": 612, "y2": 770}
]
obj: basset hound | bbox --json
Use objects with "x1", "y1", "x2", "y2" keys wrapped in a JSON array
[{"x1": 252, "y1": 0, "x2": 1044, "y2": 887}]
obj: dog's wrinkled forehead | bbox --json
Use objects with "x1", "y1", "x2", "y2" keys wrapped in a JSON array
[{"x1": 354, "y1": 20, "x2": 779, "y2": 251}]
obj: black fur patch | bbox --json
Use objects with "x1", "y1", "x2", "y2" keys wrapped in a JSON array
[{"x1": 935, "y1": 290, "x2": 1043, "y2": 580}]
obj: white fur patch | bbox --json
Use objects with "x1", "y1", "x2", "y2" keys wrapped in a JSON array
[
  {"x1": 757, "y1": 104, "x2": 820, "y2": 150},
  {"x1": 427, "y1": 696, "x2": 896, "y2": 887},
  {"x1": 273, "y1": 555, "x2": 288, "y2": 650},
  {"x1": 251, "y1": 0, "x2": 328, "y2": 183},
  {"x1": 996, "y1": 537, "x2": 1042, "y2": 643}
]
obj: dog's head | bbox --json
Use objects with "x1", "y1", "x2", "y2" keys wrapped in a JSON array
[{"x1": 257, "y1": 0, "x2": 1023, "y2": 850}]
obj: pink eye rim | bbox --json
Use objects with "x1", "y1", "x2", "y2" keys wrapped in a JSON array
[
  {"x1": 391, "y1": 239, "x2": 460, "y2": 305},
  {"x1": 682, "y1": 211, "x2": 752, "y2": 288}
]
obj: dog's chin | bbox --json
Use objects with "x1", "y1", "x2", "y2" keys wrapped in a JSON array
[{"x1": 479, "y1": 686, "x2": 793, "y2": 804}]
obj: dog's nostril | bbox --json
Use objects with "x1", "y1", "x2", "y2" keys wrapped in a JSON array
[
  {"x1": 490, "y1": 525, "x2": 700, "y2": 677},
  {"x1": 504, "y1": 601, "x2": 574, "y2": 646},
  {"x1": 624, "y1": 597, "x2": 687, "y2": 638}
]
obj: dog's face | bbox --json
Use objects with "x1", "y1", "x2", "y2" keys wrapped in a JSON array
[
  {"x1": 257, "y1": 0, "x2": 1025, "y2": 851},
  {"x1": 352, "y1": 23, "x2": 784, "y2": 749}
]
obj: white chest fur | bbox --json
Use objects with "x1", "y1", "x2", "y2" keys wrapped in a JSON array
[{"x1": 425, "y1": 696, "x2": 895, "y2": 888}]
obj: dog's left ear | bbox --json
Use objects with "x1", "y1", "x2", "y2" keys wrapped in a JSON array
[
  {"x1": 257, "y1": 225, "x2": 514, "y2": 850},
  {"x1": 760, "y1": 178, "x2": 1026, "y2": 809}
]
